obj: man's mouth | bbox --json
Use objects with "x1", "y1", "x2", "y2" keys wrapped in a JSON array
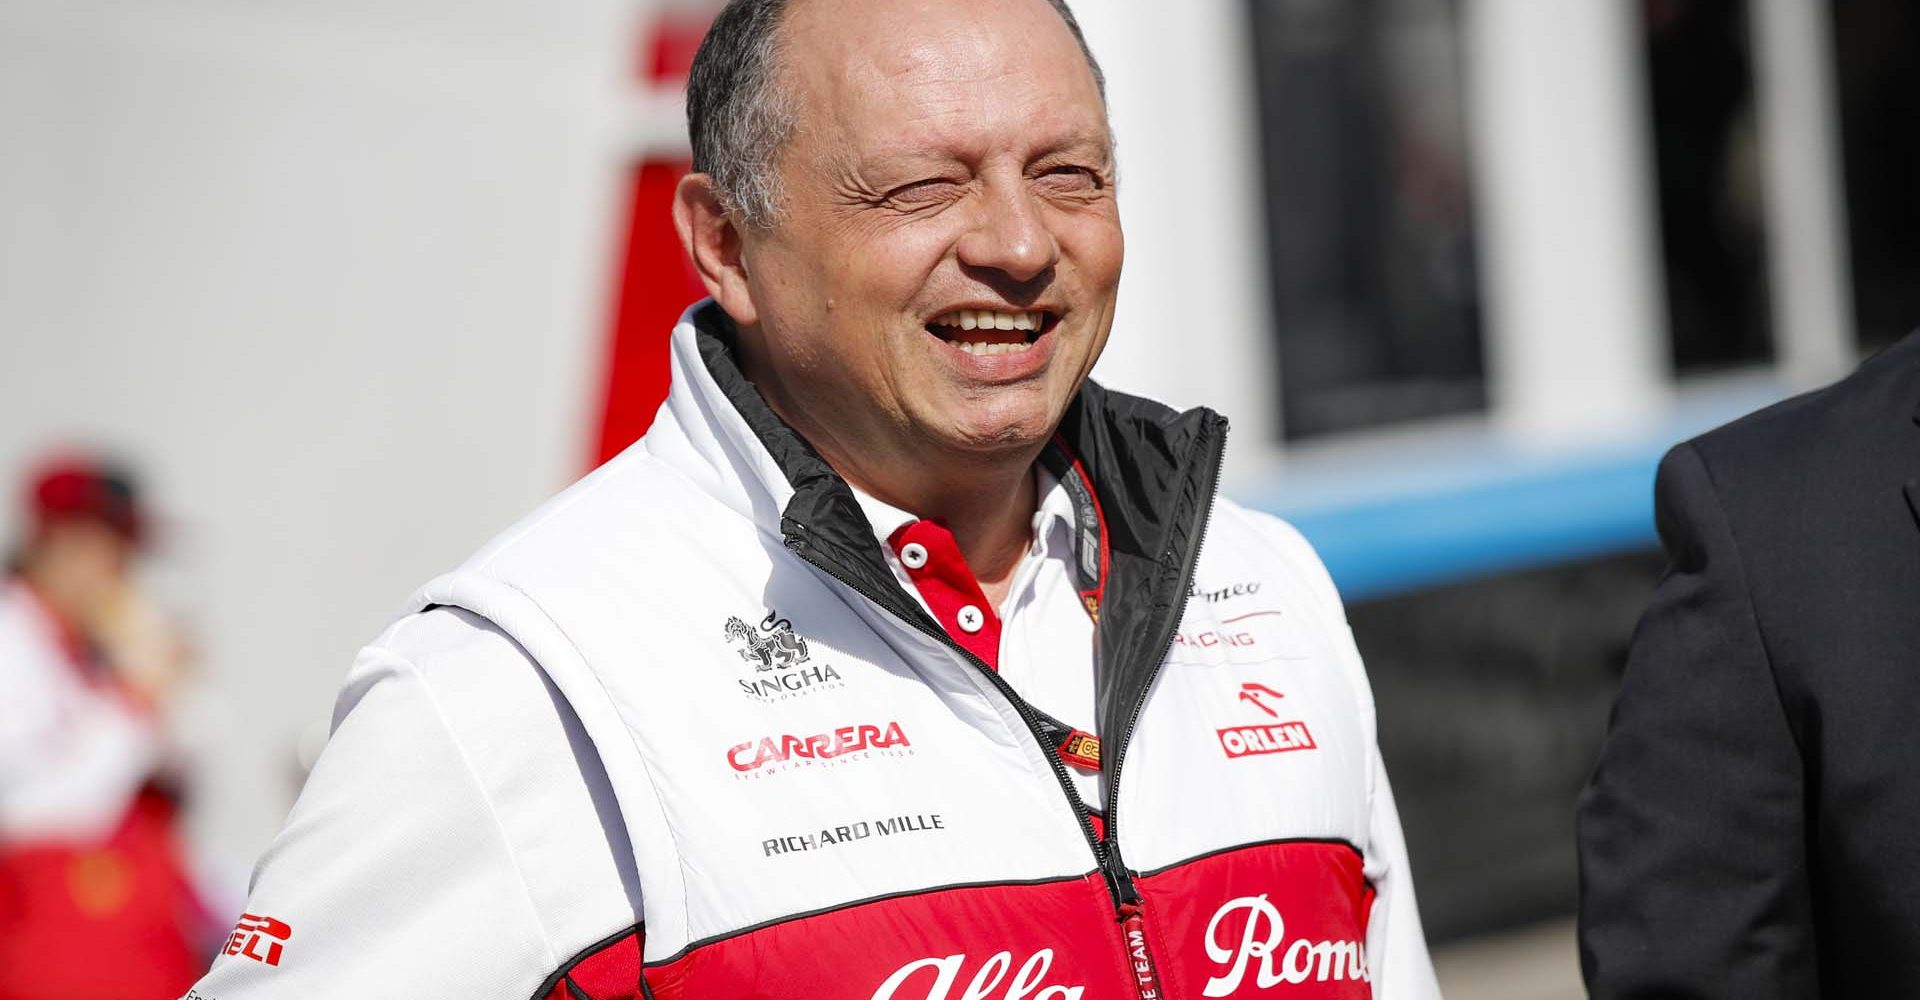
[{"x1": 925, "y1": 309, "x2": 1057, "y2": 357}]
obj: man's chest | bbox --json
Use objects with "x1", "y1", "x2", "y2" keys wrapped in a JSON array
[
  {"x1": 443, "y1": 493, "x2": 1385, "y2": 997},
  {"x1": 551, "y1": 531, "x2": 1373, "y2": 931}
]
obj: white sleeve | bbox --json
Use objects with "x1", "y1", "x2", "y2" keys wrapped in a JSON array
[
  {"x1": 1362, "y1": 750, "x2": 1443, "y2": 999},
  {"x1": 187, "y1": 610, "x2": 640, "y2": 999}
]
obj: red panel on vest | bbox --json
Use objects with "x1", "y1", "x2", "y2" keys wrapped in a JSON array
[
  {"x1": 642, "y1": 874, "x2": 1129, "y2": 999},
  {"x1": 1134, "y1": 841, "x2": 1373, "y2": 998},
  {"x1": 567, "y1": 927, "x2": 644, "y2": 998},
  {"x1": 888, "y1": 520, "x2": 1002, "y2": 669},
  {"x1": 592, "y1": 840, "x2": 1371, "y2": 999}
]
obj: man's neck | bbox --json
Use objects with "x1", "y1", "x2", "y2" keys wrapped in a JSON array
[
  {"x1": 739, "y1": 344, "x2": 1045, "y2": 605},
  {"x1": 853, "y1": 459, "x2": 1037, "y2": 608},
  {"x1": 777, "y1": 412, "x2": 1039, "y2": 605}
]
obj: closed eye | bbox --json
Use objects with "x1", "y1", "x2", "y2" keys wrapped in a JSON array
[
  {"x1": 1036, "y1": 165, "x2": 1103, "y2": 192},
  {"x1": 885, "y1": 177, "x2": 967, "y2": 207}
]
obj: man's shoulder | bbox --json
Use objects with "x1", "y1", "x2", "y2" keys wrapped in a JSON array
[
  {"x1": 1684, "y1": 328, "x2": 1920, "y2": 492},
  {"x1": 221, "y1": 606, "x2": 637, "y2": 999},
  {"x1": 335, "y1": 606, "x2": 637, "y2": 888},
  {"x1": 339, "y1": 607, "x2": 555, "y2": 752},
  {"x1": 1205, "y1": 497, "x2": 1347, "y2": 619},
  {"x1": 367, "y1": 606, "x2": 538, "y2": 687},
  {"x1": 1211, "y1": 498, "x2": 1321, "y2": 565}
]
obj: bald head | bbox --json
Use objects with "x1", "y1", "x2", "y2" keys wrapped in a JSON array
[{"x1": 686, "y1": 0, "x2": 1107, "y2": 227}]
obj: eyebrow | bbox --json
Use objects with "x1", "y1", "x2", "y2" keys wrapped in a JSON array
[
  {"x1": 848, "y1": 123, "x2": 1114, "y2": 177},
  {"x1": 1037, "y1": 130, "x2": 1116, "y2": 164}
]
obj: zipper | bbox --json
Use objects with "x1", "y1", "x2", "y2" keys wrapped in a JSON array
[
  {"x1": 1102, "y1": 417, "x2": 1226, "y2": 864},
  {"x1": 786, "y1": 413, "x2": 1224, "y2": 1000},
  {"x1": 1101, "y1": 419, "x2": 1225, "y2": 1000},
  {"x1": 792, "y1": 532, "x2": 1171, "y2": 1000}
]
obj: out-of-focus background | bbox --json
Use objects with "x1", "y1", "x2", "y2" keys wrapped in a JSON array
[{"x1": 1, "y1": 0, "x2": 1915, "y2": 994}]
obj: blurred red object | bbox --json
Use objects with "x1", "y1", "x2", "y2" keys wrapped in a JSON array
[
  {"x1": 593, "y1": 5, "x2": 720, "y2": 468},
  {"x1": 640, "y1": 7, "x2": 715, "y2": 84},
  {"x1": 0, "y1": 792, "x2": 205, "y2": 1000},
  {"x1": 592, "y1": 159, "x2": 708, "y2": 467}
]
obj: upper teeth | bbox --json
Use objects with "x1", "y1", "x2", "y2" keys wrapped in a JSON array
[{"x1": 929, "y1": 309, "x2": 1044, "y2": 332}]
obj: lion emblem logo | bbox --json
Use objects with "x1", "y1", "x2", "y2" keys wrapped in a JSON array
[{"x1": 723, "y1": 611, "x2": 811, "y2": 672}]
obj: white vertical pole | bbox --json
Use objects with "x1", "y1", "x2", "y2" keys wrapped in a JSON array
[
  {"x1": 1070, "y1": 0, "x2": 1277, "y2": 451},
  {"x1": 1751, "y1": 0, "x2": 1855, "y2": 385},
  {"x1": 1465, "y1": 0, "x2": 1668, "y2": 442}
]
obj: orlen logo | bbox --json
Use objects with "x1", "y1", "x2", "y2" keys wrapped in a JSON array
[
  {"x1": 870, "y1": 949, "x2": 1084, "y2": 1000},
  {"x1": 727, "y1": 721, "x2": 910, "y2": 773},
  {"x1": 1202, "y1": 895, "x2": 1368, "y2": 996},
  {"x1": 1217, "y1": 723, "x2": 1316, "y2": 759}
]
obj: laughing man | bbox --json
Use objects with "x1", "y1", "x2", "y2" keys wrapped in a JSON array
[{"x1": 186, "y1": 1, "x2": 1441, "y2": 997}]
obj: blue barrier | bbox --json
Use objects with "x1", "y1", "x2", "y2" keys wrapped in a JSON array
[
  {"x1": 1267, "y1": 450, "x2": 1663, "y2": 602},
  {"x1": 1245, "y1": 377, "x2": 1794, "y2": 602}
]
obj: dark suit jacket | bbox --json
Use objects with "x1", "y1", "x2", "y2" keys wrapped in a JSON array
[{"x1": 1579, "y1": 330, "x2": 1920, "y2": 998}]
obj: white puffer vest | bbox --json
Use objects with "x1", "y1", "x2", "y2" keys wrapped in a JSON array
[{"x1": 411, "y1": 303, "x2": 1431, "y2": 1000}]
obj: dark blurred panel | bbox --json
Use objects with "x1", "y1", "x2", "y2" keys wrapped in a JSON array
[
  {"x1": 1640, "y1": 0, "x2": 1775, "y2": 373},
  {"x1": 1353, "y1": 550, "x2": 1664, "y2": 942},
  {"x1": 1831, "y1": 0, "x2": 1920, "y2": 352},
  {"x1": 1247, "y1": 0, "x2": 1485, "y2": 441}
]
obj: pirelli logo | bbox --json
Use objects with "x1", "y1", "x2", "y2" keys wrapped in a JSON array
[
  {"x1": 223, "y1": 912, "x2": 292, "y2": 966},
  {"x1": 1217, "y1": 722, "x2": 1316, "y2": 759}
]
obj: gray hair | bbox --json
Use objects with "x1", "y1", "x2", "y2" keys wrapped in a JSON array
[{"x1": 686, "y1": 0, "x2": 1107, "y2": 228}]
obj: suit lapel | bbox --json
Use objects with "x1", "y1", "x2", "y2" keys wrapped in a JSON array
[{"x1": 1907, "y1": 387, "x2": 1920, "y2": 533}]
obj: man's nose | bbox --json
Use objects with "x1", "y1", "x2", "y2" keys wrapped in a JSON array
[{"x1": 956, "y1": 184, "x2": 1060, "y2": 285}]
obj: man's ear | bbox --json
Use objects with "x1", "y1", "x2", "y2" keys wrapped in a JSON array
[{"x1": 672, "y1": 172, "x2": 759, "y2": 326}]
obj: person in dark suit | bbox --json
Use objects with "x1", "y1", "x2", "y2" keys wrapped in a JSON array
[{"x1": 1578, "y1": 329, "x2": 1920, "y2": 996}]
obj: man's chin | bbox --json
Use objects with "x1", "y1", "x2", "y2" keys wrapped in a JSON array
[{"x1": 921, "y1": 404, "x2": 1067, "y2": 461}]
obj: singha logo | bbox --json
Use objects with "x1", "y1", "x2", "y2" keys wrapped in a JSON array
[{"x1": 724, "y1": 611, "x2": 812, "y2": 672}]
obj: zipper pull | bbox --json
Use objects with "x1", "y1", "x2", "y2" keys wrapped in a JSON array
[
  {"x1": 1116, "y1": 899, "x2": 1163, "y2": 1000},
  {"x1": 1101, "y1": 843, "x2": 1140, "y2": 912}
]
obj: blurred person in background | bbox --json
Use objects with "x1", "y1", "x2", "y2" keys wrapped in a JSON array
[
  {"x1": 0, "y1": 456, "x2": 203, "y2": 999},
  {"x1": 1579, "y1": 328, "x2": 1920, "y2": 996}
]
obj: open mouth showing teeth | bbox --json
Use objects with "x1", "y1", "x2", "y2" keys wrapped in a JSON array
[{"x1": 925, "y1": 308, "x2": 1056, "y2": 356}]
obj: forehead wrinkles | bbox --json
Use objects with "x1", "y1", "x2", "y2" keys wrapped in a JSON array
[{"x1": 783, "y1": 0, "x2": 1105, "y2": 165}]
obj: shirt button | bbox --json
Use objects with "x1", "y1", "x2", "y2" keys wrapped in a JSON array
[
  {"x1": 900, "y1": 542, "x2": 929, "y2": 569},
  {"x1": 956, "y1": 605, "x2": 985, "y2": 633}
]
